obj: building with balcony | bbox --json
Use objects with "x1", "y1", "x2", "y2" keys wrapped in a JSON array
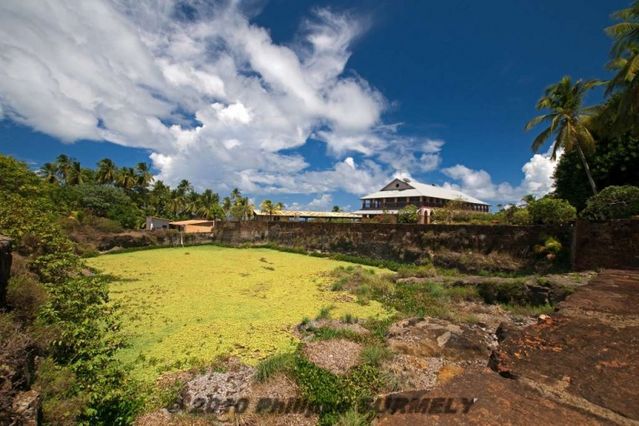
[{"x1": 354, "y1": 178, "x2": 489, "y2": 222}]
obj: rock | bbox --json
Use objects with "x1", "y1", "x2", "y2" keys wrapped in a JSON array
[
  {"x1": 11, "y1": 390, "x2": 41, "y2": 426},
  {"x1": 181, "y1": 364, "x2": 254, "y2": 414},
  {"x1": 490, "y1": 270, "x2": 639, "y2": 422},
  {"x1": 302, "y1": 339, "x2": 362, "y2": 375},
  {"x1": 296, "y1": 318, "x2": 370, "y2": 337},
  {"x1": 0, "y1": 235, "x2": 12, "y2": 308},
  {"x1": 494, "y1": 321, "x2": 516, "y2": 343},
  {"x1": 387, "y1": 318, "x2": 491, "y2": 362}
]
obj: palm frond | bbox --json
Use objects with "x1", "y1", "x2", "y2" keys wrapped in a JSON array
[
  {"x1": 525, "y1": 113, "x2": 552, "y2": 130},
  {"x1": 531, "y1": 126, "x2": 553, "y2": 153}
]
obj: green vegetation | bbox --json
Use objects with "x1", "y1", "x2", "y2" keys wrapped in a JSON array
[
  {"x1": 0, "y1": 154, "x2": 140, "y2": 424},
  {"x1": 329, "y1": 265, "x2": 485, "y2": 319},
  {"x1": 527, "y1": 197, "x2": 577, "y2": 225},
  {"x1": 87, "y1": 246, "x2": 388, "y2": 381},
  {"x1": 580, "y1": 185, "x2": 639, "y2": 221},
  {"x1": 34, "y1": 153, "x2": 288, "y2": 230},
  {"x1": 255, "y1": 352, "x2": 296, "y2": 382},
  {"x1": 397, "y1": 204, "x2": 418, "y2": 223},
  {"x1": 528, "y1": 1, "x2": 639, "y2": 213}
]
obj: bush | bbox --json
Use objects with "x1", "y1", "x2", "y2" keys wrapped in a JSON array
[
  {"x1": 580, "y1": 185, "x2": 639, "y2": 221},
  {"x1": 527, "y1": 196, "x2": 576, "y2": 224},
  {"x1": 397, "y1": 205, "x2": 418, "y2": 223},
  {"x1": 7, "y1": 274, "x2": 48, "y2": 323}
]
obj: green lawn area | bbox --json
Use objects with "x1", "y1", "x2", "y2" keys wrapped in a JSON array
[{"x1": 88, "y1": 246, "x2": 389, "y2": 382}]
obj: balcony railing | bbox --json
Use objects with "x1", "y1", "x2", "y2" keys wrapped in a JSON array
[{"x1": 361, "y1": 200, "x2": 488, "y2": 212}]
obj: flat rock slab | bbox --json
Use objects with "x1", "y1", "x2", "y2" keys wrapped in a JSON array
[
  {"x1": 387, "y1": 317, "x2": 494, "y2": 362},
  {"x1": 374, "y1": 369, "x2": 606, "y2": 425},
  {"x1": 302, "y1": 339, "x2": 362, "y2": 375},
  {"x1": 491, "y1": 269, "x2": 639, "y2": 423}
]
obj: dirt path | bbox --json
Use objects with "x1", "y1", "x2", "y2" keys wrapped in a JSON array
[{"x1": 376, "y1": 269, "x2": 639, "y2": 425}]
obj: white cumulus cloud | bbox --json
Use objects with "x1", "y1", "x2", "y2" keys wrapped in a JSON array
[{"x1": 441, "y1": 149, "x2": 560, "y2": 205}]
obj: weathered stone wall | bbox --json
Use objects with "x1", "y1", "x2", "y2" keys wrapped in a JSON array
[
  {"x1": 573, "y1": 219, "x2": 639, "y2": 271},
  {"x1": 99, "y1": 221, "x2": 637, "y2": 271},
  {"x1": 212, "y1": 222, "x2": 573, "y2": 270},
  {"x1": 97, "y1": 229, "x2": 215, "y2": 251},
  {"x1": 0, "y1": 235, "x2": 12, "y2": 308}
]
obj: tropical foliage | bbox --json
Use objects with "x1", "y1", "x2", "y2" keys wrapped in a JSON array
[
  {"x1": 580, "y1": 185, "x2": 639, "y2": 221},
  {"x1": 0, "y1": 155, "x2": 140, "y2": 424},
  {"x1": 530, "y1": 1, "x2": 639, "y2": 212}
]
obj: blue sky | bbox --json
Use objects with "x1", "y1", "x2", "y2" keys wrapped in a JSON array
[{"x1": 0, "y1": 0, "x2": 627, "y2": 211}]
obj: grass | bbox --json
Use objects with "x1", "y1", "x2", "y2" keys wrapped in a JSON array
[
  {"x1": 502, "y1": 303, "x2": 555, "y2": 316},
  {"x1": 87, "y1": 246, "x2": 389, "y2": 382},
  {"x1": 255, "y1": 352, "x2": 296, "y2": 382},
  {"x1": 359, "y1": 344, "x2": 392, "y2": 367}
]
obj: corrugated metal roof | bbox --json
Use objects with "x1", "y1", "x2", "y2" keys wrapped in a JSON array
[
  {"x1": 253, "y1": 210, "x2": 361, "y2": 219},
  {"x1": 361, "y1": 179, "x2": 488, "y2": 205},
  {"x1": 353, "y1": 210, "x2": 399, "y2": 215},
  {"x1": 169, "y1": 219, "x2": 215, "y2": 225}
]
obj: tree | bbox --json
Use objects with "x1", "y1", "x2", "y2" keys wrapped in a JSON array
[
  {"x1": 148, "y1": 180, "x2": 171, "y2": 217},
  {"x1": 525, "y1": 76, "x2": 602, "y2": 195},
  {"x1": 40, "y1": 162, "x2": 59, "y2": 184},
  {"x1": 605, "y1": 1, "x2": 639, "y2": 126},
  {"x1": 135, "y1": 162, "x2": 153, "y2": 190},
  {"x1": 259, "y1": 199, "x2": 284, "y2": 217},
  {"x1": 580, "y1": 185, "x2": 639, "y2": 221},
  {"x1": 168, "y1": 195, "x2": 185, "y2": 218},
  {"x1": 197, "y1": 189, "x2": 224, "y2": 220},
  {"x1": 332, "y1": 205, "x2": 342, "y2": 212},
  {"x1": 66, "y1": 161, "x2": 84, "y2": 185},
  {"x1": 96, "y1": 158, "x2": 118, "y2": 184},
  {"x1": 554, "y1": 132, "x2": 639, "y2": 210},
  {"x1": 55, "y1": 154, "x2": 72, "y2": 184},
  {"x1": 117, "y1": 167, "x2": 137, "y2": 191}
]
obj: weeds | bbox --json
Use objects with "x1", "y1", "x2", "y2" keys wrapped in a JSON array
[
  {"x1": 255, "y1": 353, "x2": 296, "y2": 382},
  {"x1": 502, "y1": 303, "x2": 555, "y2": 316},
  {"x1": 360, "y1": 344, "x2": 392, "y2": 367},
  {"x1": 316, "y1": 305, "x2": 335, "y2": 320}
]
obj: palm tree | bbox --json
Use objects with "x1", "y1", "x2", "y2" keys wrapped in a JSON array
[
  {"x1": 117, "y1": 167, "x2": 138, "y2": 191},
  {"x1": 525, "y1": 76, "x2": 602, "y2": 195},
  {"x1": 168, "y1": 196, "x2": 185, "y2": 218},
  {"x1": 222, "y1": 196, "x2": 232, "y2": 217},
  {"x1": 176, "y1": 179, "x2": 193, "y2": 197},
  {"x1": 66, "y1": 161, "x2": 84, "y2": 185},
  {"x1": 198, "y1": 190, "x2": 224, "y2": 220},
  {"x1": 135, "y1": 162, "x2": 153, "y2": 190},
  {"x1": 605, "y1": 2, "x2": 639, "y2": 124},
  {"x1": 231, "y1": 188, "x2": 241, "y2": 201},
  {"x1": 231, "y1": 197, "x2": 254, "y2": 221},
  {"x1": 40, "y1": 162, "x2": 59, "y2": 184},
  {"x1": 259, "y1": 199, "x2": 284, "y2": 220},
  {"x1": 55, "y1": 154, "x2": 72, "y2": 184},
  {"x1": 96, "y1": 158, "x2": 118, "y2": 184}
]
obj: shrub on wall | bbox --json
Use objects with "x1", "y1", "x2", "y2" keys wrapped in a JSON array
[
  {"x1": 527, "y1": 197, "x2": 576, "y2": 225},
  {"x1": 580, "y1": 185, "x2": 639, "y2": 221},
  {"x1": 397, "y1": 205, "x2": 418, "y2": 223}
]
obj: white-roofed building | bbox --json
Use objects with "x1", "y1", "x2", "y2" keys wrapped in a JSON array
[{"x1": 354, "y1": 178, "x2": 489, "y2": 222}]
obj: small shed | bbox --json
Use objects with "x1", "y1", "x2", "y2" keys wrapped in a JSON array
[
  {"x1": 146, "y1": 216, "x2": 171, "y2": 231},
  {"x1": 169, "y1": 219, "x2": 215, "y2": 233}
]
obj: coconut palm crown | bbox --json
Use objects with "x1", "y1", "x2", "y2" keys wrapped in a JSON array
[{"x1": 525, "y1": 76, "x2": 602, "y2": 195}]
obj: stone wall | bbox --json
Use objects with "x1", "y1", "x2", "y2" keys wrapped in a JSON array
[
  {"x1": 573, "y1": 219, "x2": 639, "y2": 271},
  {"x1": 212, "y1": 222, "x2": 573, "y2": 271},
  {"x1": 0, "y1": 235, "x2": 12, "y2": 308}
]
